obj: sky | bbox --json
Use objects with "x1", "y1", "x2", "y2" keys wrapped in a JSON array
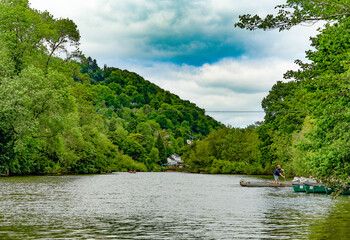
[{"x1": 30, "y1": 0, "x2": 321, "y2": 127}]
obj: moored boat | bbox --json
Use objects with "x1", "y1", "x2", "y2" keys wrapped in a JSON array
[
  {"x1": 325, "y1": 187, "x2": 350, "y2": 195},
  {"x1": 325, "y1": 187, "x2": 334, "y2": 194},
  {"x1": 305, "y1": 183, "x2": 327, "y2": 194},
  {"x1": 292, "y1": 177, "x2": 349, "y2": 195},
  {"x1": 342, "y1": 187, "x2": 350, "y2": 195},
  {"x1": 292, "y1": 184, "x2": 306, "y2": 192},
  {"x1": 240, "y1": 180, "x2": 292, "y2": 187}
]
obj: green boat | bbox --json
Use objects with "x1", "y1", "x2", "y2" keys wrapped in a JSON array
[
  {"x1": 292, "y1": 184, "x2": 306, "y2": 192},
  {"x1": 342, "y1": 187, "x2": 350, "y2": 195},
  {"x1": 305, "y1": 184, "x2": 327, "y2": 194},
  {"x1": 325, "y1": 187, "x2": 334, "y2": 194},
  {"x1": 326, "y1": 187, "x2": 350, "y2": 195}
]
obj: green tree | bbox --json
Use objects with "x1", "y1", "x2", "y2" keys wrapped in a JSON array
[
  {"x1": 235, "y1": 0, "x2": 350, "y2": 31},
  {"x1": 155, "y1": 134, "x2": 167, "y2": 164},
  {"x1": 0, "y1": 0, "x2": 81, "y2": 72},
  {"x1": 148, "y1": 147, "x2": 159, "y2": 168},
  {"x1": 236, "y1": 0, "x2": 350, "y2": 185},
  {"x1": 44, "y1": 17, "x2": 81, "y2": 68},
  {"x1": 0, "y1": 0, "x2": 224, "y2": 175},
  {"x1": 136, "y1": 122, "x2": 155, "y2": 152},
  {"x1": 121, "y1": 137, "x2": 147, "y2": 162},
  {"x1": 0, "y1": 66, "x2": 75, "y2": 173}
]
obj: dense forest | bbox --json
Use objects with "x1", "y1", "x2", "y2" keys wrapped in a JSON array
[
  {"x1": 184, "y1": 0, "x2": 350, "y2": 187},
  {"x1": 1, "y1": 0, "x2": 349, "y2": 187},
  {"x1": 0, "y1": 0, "x2": 222, "y2": 175}
]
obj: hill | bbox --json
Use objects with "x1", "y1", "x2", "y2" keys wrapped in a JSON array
[{"x1": 0, "y1": 0, "x2": 223, "y2": 175}]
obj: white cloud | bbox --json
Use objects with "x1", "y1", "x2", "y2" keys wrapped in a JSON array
[
  {"x1": 30, "y1": 0, "x2": 318, "y2": 63},
  {"x1": 29, "y1": 0, "x2": 321, "y2": 127},
  {"x1": 114, "y1": 58, "x2": 298, "y2": 127}
]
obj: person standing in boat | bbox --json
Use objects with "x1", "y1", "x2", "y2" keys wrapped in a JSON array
[{"x1": 273, "y1": 165, "x2": 285, "y2": 184}]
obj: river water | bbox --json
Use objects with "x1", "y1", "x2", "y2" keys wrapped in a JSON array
[{"x1": 0, "y1": 173, "x2": 349, "y2": 239}]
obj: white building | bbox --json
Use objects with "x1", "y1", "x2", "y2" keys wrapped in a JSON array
[{"x1": 167, "y1": 154, "x2": 183, "y2": 167}]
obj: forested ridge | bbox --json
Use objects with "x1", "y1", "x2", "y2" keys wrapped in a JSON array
[
  {"x1": 184, "y1": 0, "x2": 350, "y2": 187},
  {"x1": 0, "y1": 0, "x2": 222, "y2": 175},
  {"x1": 1, "y1": 0, "x2": 349, "y2": 187}
]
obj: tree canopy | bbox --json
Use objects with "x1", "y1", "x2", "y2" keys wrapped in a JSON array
[
  {"x1": 235, "y1": 0, "x2": 350, "y2": 31},
  {"x1": 3, "y1": 0, "x2": 348, "y2": 186},
  {"x1": 234, "y1": 0, "x2": 350, "y2": 186},
  {"x1": 0, "y1": 0, "x2": 223, "y2": 175}
]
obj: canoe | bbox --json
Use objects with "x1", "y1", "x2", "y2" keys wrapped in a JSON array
[
  {"x1": 292, "y1": 184, "x2": 306, "y2": 192},
  {"x1": 305, "y1": 183, "x2": 327, "y2": 194},
  {"x1": 342, "y1": 187, "x2": 350, "y2": 195},
  {"x1": 325, "y1": 187, "x2": 334, "y2": 194},
  {"x1": 325, "y1": 187, "x2": 350, "y2": 195},
  {"x1": 240, "y1": 180, "x2": 292, "y2": 187}
]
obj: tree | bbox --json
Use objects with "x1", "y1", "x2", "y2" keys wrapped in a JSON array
[
  {"x1": 108, "y1": 82, "x2": 122, "y2": 95},
  {"x1": 0, "y1": 66, "x2": 74, "y2": 173},
  {"x1": 0, "y1": 0, "x2": 224, "y2": 175},
  {"x1": 148, "y1": 147, "x2": 159, "y2": 168},
  {"x1": 121, "y1": 137, "x2": 146, "y2": 162},
  {"x1": 0, "y1": 38, "x2": 15, "y2": 77},
  {"x1": 0, "y1": 0, "x2": 44, "y2": 72},
  {"x1": 44, "y1": 17, "x2": 81, "y2": 68},
  {"x1": 155, "y1": 114, "x2": 170, "y2": 129},
  {"x1": 236, "y1": 0, "x2": 350, "y2": 185},
  {"x1": 235, "y1": 0, "x2": 350, "y2": 31},
  {"x1": 0, "y1": 0, "x2": 81, "y2": 72},
  {"x1": 155, "y1": 134, "x2": 167, "y2": 164},
  {"x1": 111, "y1": 125, "x2": 129, "y2": 146},
  {"x1": 136, "y1": 122, "x2": 155, "y2": 152}
]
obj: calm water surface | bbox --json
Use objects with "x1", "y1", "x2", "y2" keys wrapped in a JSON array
[{"x1": 0, "y1": 173, "x2": 349, "y2": 239}]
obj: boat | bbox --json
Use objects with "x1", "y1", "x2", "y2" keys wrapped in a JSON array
[
  {"x1": 292, "y1": 177, "x2": 317, "y2": 193},
  {"x1": 342, "y1": 187, "x2": 350, "y2": 195},
  {"x1": 292, "y1": 183, "x2": 306, "y2": 192},
  {"x1": 305, "y1": 183, "x2": 327, "y2": 194},
  {"x1": 325, "y1": 186, "x2": 350, "y2": 195},
  {"x1": 240, "y1": 180, "x2": 292, "y2": 187},
  {"x1": 292, "y1": 177, "x2": 349, "y2": 195},
  {"x1": 325, "y1": 187, "x2": 334, "y2": 194}
]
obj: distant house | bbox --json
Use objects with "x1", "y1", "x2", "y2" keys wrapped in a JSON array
[
  {"x1": 167, "y1": 154, "x2": 183, "y2": 167},
  {"x1": 164, "y1": 134, "x2": 171, "y2": 139}
]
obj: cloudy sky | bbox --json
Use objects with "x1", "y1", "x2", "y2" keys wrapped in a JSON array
[{"x1": 30, "y1": 0, "x2": 320, "y2": 127}]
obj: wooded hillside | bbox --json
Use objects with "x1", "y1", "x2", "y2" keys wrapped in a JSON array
[{"x1": 0, "y1": 0, "x2": 223, "y2": 175}]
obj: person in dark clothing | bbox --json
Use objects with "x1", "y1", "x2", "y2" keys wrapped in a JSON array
[{"x1": 273, "y1": 165, "x2": 285, "y2": 184}]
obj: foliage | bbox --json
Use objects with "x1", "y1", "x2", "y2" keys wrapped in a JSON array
[
  {"x1": 235, "y1": 0, "x2": 350, "y2": 185},
  {"x1": 185, "y1": 0, "x2": 350, "y2": 182},
  {"x1": 183, "y1": 126, "x2": 262, "y2": 174},
  {"x1": 4, "y1": 0, "x2": 348, "y2": 183},
  {"x1": 75, "y1": 56, "x2": 223, "y2": 170},
  {"x1": 235, "y1": 0, "x2": 350, "y2": 31},
  {"x1": 0, "y1": 0, "x2": 223, "y2": 175}
]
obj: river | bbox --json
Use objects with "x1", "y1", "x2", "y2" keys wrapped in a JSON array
[{"x1": 0, "y1": 173, "x2": 349, "y2": 239}]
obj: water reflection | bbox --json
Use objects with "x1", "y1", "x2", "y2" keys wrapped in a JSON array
[
  {"x1": 307, "y1": 198, "x2": 350, "y2": 240},
  {"x1": 0, "y1": 173, "x2": 349, "y2": 239}
]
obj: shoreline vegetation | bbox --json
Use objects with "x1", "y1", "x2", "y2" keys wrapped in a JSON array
[
  {"x1": 0, "y1": 1, "x2": 349, "y2": 187},
  {"x1": 0, "y1": 0, "x2": 222, "y2": 177},
  {"x1": 0, "y1": 169, "x2": 290, "y2": 178}
]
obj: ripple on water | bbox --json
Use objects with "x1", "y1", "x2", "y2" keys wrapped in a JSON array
[{"x1": 0, "y1": 173, "x2": 349, "y2": 239}]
